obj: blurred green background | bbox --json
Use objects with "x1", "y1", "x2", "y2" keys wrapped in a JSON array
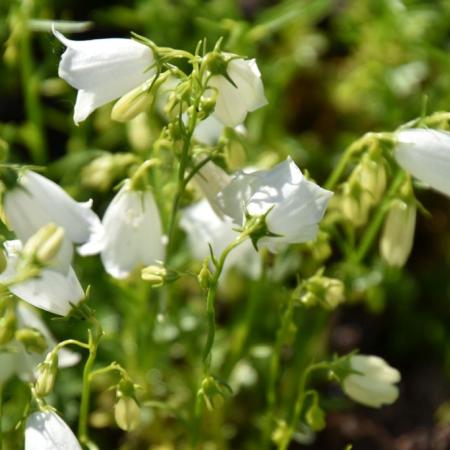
[{"x1": 1, "y1": 0, "x2": 450, "y2": 449}]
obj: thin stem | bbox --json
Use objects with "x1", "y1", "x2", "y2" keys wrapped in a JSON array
[
  {"x1": 263, "y1": 293, "x2": 296, "y2": 447},
  {"x1": 352, "y1": 170, "x2": 405, "y2": 264},
  {"x1": 89, "y1": 362, "x2": 127, "y2": 381},
  {"x1": 278, "y1": 363, "x2": 328, "y2": 450},
  {"x1": 202, "y1": 232, "x2": 250, "y2": 371},
  {"x1": 78, "y1": 322, "x2": 104, "y2": 444},
  {"x1": 19, "y1": 5, "x2": 46, "y2": 164},
  {"x1": 0, "y1": 383, "x2": 3, "y2": 450}
]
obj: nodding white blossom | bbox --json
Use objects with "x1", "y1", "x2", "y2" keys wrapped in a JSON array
[
  {"x1": 0, "y1": 303, "x2": 79, "y2": 384},
  {"x1": 25, "y1": 411, "x2": 82, "y2": 450},
  {"x1": 394, "y1": 128, "x2": 450, "y2": 197},
  {"x1": 217, "y1": 158, "x2": 333, "y2": 252},
  {"x1": 0, "y1": 241, "x2": 85, "y2": 316},
  {"x1": 82, "y1": 182, "x2": 165, "y2": 279},
  {"x1": 342, "y1": 355, "x2": 401, "y2": 408},
  {"x1": 180, "y1": 199, "x2": 261, "y2": 279},
  {"x1": 54, "y1": 29, "x2": 155, "y2": 124},
  {"x1": 3, "y1": 170, "x2": 103, "y2": 272},
  {"x1": 208, "y1": 57, "x2": 267, "y2": 127}
]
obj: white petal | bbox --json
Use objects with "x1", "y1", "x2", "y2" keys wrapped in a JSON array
[
  {"x1": 55, "y1": 30, "x2": 154, "y2": 123},
  {"x1": 4, "y1": 171, "x2": 103, "y2": 260},
  {"x1": 395, "y1": 128, "x2": 450, "y2": 197},
  {"x1": 100, "y1": 185, "x2": 165, "y2": 279},
  {"x1": 25, "y1": 411, "x2": 82, "y2": 450},
  {"x1": 0, "y1": 241, "x2": 85, "y2": 316},
  {"x1": 180, "y1": 199, "x2": 261, "y2": 279},
  {"x1": 209, "y1": 57, "x2": 267, "y2": 127}
]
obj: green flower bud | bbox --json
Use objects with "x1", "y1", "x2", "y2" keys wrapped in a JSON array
[
  {"x1": 302, "y1": 275, "x2": 345, "y2": 310},
  {"x1": 114, "y1": 396, "x2": 141, "y2": 431},
  {"x1": 358, "y1": 156, "x2": 387, "y2": 204},
  {"x1": 111, "y1": 80, "x2": 155, "y2": 122},
  {"x1": 341, "y1": 182, "x2": 372, "y2": 227},
  {"x1": 15, "y1": 328, "x2": 47, "y2": 354},
  {"x1": 141, "y1": 265, "x2": 179, "y2": 287},
  {"x1": 22, "y1": 223, "x2": 65, "y2": 266},
  {"x1": 305, "y1": 397, "x2": 326, "y2": 431},
  {"x1": 35, "y1": 352, "x2": 58, "y2": 397},
  {"x1": 0, "y1": 306, "x2": 16, "y2": 345},
  {"x1": 380, "y1": 198, "x2": 416, "y2": 267},
  {"x1": 198, "y1": 259, "x2": 212, "y2": 290}
]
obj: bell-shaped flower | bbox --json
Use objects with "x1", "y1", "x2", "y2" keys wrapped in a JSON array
[
  {"x1": 342, "y1": 354, "x2": 401, "y2": 408},
  {"x1": 394, "y1": 128, "x2": 450, "y2": 197},
  {"x1": 0, "y1": 241, "x2": 85, "y2": 316},
  {"x1": 25, "y1": 410, "x2": 82, "y2": 450},
  {"x1": 208, "y1": 56, "x2": 267, "y2": 127},
  {"x1": 3, "y1": 170, "x2": 103, "y2": 272},
  {"x1": 54, "y1": 30, "x2": 155, "y2": 124},
  {"x1": 217, "y1": 158, "x2": 333, "y2": 252},
  {"x1": 82, "y1": 181, "x2": 165, "y2": 279},
  {"x1": 0, "y1": 303, "x2": 79, "y2": 385},
  {"x1": 180, "y1": 199, "x2": 261, "y2": 279}
]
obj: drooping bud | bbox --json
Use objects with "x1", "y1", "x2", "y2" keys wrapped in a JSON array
[
  {"x1": 380, "y1": 198, "x2": 416, "y2": 267},
  {"x1": 114, "y1": 396, "x2": 141, "y2": 431},
  {"x1": 305, "y1": 393, "x2": 326, "y2": 431},
  {"x1": 358, "y1": 155, "x2": 387, "y2": 204},
  {"x1": 114, "y1": 377, "x2": 141, "y2": 431},
  {"x1": 341, "y1": 181, "x2": 372, "y2": 227},
  {"x1": 0, "y1": 305, "x2": 16, "y2": 345},
  {"x1": 35, "y1": 351, "x2": 59, "y2": 397},
  {"x1": 22, "y1": 224, "x2": 65, "y2": 266},
  {"x1": 15, "y1": 328, "x2": 47, "y2": 354},
  {"x1": 200, "y1": 375, "x2": 232, "y2": 411},
  {"x1": 111, "y1": 79, "x2": 155, "y2": 122},
  {"x1": 141, "y1": 264, "x2": 179, "y2": 287}
]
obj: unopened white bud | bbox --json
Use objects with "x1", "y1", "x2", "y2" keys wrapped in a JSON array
[
  {"x1": 111, "y1": 80, "x2": 155, "y2": 122},
  {"x1": 380, "y1": 199, "x2": 416, "y2": 267},
  {"x1": 114, "y1": 396, "x2": 141, "y2": 431}
]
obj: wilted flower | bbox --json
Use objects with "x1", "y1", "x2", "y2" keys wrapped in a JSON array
[
  {"x1": 180, "y1": 199, "x2": 261, "y2": 279},
  {"x1": 25, "y1": 410, "x2": 82, "y2": 450},
  {"x1": 0, "y1": 240, "x2": 85, "y2": 316},
  {"x1": 380, "y1": 198, "x2": 416, "y2": 267},
  {"x1": 342, "y1": 354, "x2": 401, "y2": 408},
  {"x1": 208, "y1": 55, "x2": 267, "y2": 127},
  {"x1": 82, "y1": 181, "x2": 165, "y2": 279},
  {"x1": 394, "y1": 128, "x2": 450, "y2": 197},
  {"x1": 217, "y1": 158, "x2": 333, "y2": 252},
  {"x1": 0, "y1": 303, "x2": 79, "y2": 384},
  {"x1": 54, "y1": 29, "x2": 155, "y2": 124},
  {"x1": 2, "y1": 170, "x2": 103, "y2": 271}
]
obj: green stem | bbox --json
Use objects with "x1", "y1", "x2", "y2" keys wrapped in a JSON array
[
  {"x1": 278, "y1": 363, "x2": 327, "y2": 450},
  {"x1": 352, "y1": 170, "x2": 405, "y2": 264},
  {"x1": 263, "y1": 294, "x2": 296, "y2": 447},
  {"x1": 202, "y1": 232, "x2": 250, "y2": 371},
  {"x1": 19, "y1": 5, "x2": 46, "y2": 164},
  {"x1": 78, "y1": 323, "x2": 103, "y2": 444},
  {"x1": 0, "y1": 383, "x2": 3, "y2": 450}
]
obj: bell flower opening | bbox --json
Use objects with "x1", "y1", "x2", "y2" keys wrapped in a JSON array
[{"x1": 54, "y1": 29, "x2": 155, "y2": 124}]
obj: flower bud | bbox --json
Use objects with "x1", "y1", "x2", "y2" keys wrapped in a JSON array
[
  {"x1": 111, "y1": 80, "x2": 154, "y2": 122},
  {"x1": 342, "y1": 354, "x2": 400, "y2": 408},
  {"x1": 141, "y1": 265, "x2": 178, "y2": 287},
  {"x1": 15, "y1": 328, "x2": 47, "y2": 354},
  {"x1": 358, "y1": 156, "x2": 387, "y2": 203},
  {"x1": 198, "y1": 259, "x2": 212, "y2": 290},
  {"x1": 22, "y1": 224, "x2": 65, "y2": 266},
  {"x1": 305, "y1": 399, "x2": 326, "y2": 431},
  {"x1": 341, "y1": 182, "x2": 372, "y2": 227},
  {"x1": 0, "y1": 305, "x2": 16, "y2": 345},
  {"x1": 380, "y1": 198, "x2": 416, "y2": 267},
  {"x1": 302, "y1": 275, "x2": 345, "y2": 310},
  {"x1": 35, "y1": 352, "x2": 59, "y2": 397},
  {"x1": 114, "y1": 396, "x2": 141, "y2": 431},
  {"x1": 0, "y1": 247, "x2": 7, "y2": 274}
]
